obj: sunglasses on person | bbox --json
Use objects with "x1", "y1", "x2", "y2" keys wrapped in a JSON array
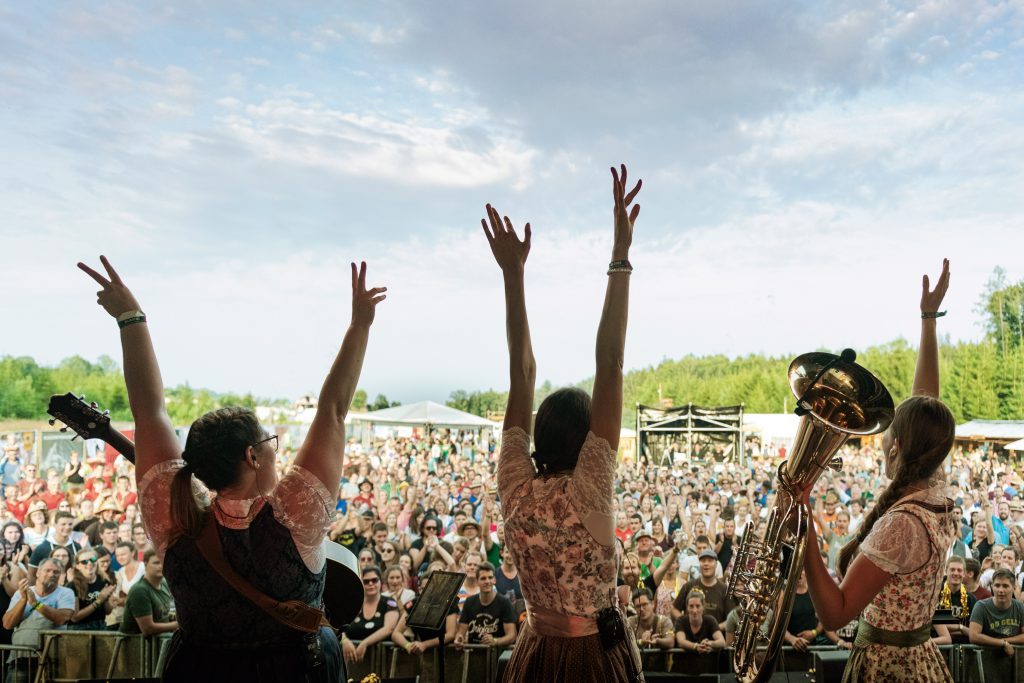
[
  {"x1": 77, "y1": 557, "x2": 98, "y2": 565},
  {"x1": 424, "y1": 525, "x2": 437, "y2": 532},
  {"x1": 362, "y1": 577, "x2": 380, "y2": 585}
]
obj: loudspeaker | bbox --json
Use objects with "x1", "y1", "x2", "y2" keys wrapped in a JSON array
[{"x1": 813, "y1": 649, "x2": 851, "y2": 683}]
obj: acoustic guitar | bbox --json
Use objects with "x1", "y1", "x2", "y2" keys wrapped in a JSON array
[{"x1": 46, "y1": 392, "x2": 363, "y2": 627}]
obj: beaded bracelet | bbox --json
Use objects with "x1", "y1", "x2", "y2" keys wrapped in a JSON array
[
  {"x1": 608, "y1": 259, "x2": 633, "y2": 275},
  {"x1": 921, "y1": 311, "x2": 947, "y2": 319}
]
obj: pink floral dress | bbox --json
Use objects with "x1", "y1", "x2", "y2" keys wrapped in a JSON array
[
  {"x1": 498, "y1": 427, "x2": 642, "y2": 682},
  {"x1": 844, "y1": 485, "x2": 956, "y2": 683}
]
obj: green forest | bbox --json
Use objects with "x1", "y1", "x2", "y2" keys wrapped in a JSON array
[{"x1": 3, "y1": 270, "x2": 1022, "y2": 425}]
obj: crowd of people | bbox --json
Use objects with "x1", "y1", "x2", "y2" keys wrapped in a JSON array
[{"x1": 2, "y1": 424, "x2": 1022, "y2": 679}]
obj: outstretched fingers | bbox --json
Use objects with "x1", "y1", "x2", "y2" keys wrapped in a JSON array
[
  {"x1": 99, "y1": 255, "x2": 123, "y2": 284},
  {"x1": 78, "y1": 262, "x2": 110, "y2": 288}
]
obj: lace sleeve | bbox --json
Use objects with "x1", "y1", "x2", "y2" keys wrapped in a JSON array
[
  {"x1": 497, "y1": 427, "x2": 534, "y2": 504},
  {"x1": 269, "y1": 465, "x2": 334, "y2": 573},
  {"x1": 859, "y1": 510, "x2": 932, "y2": 575},
  {"x1": 569, "y1": 431, "x2": 615, "y2": 517},
  {"x1": 137, "y1": 459, "x2": 210, "y2": 558}
]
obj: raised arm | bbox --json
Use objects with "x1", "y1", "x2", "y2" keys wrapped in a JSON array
[
  {"x1": 482, "y1": 205, "x2": 535, "y2": 433},
  {"x1": 591, "y1": 165, "x2": 641, "y2": 448},
  {"x1": 296, "y1": 262, "x2": 386, "y2": 491},
  {"x1": 78, "y1": 256, "x2": 179, "y2": 480},
  {"x1": 913, "y1": 259, "x2": 950, "y2": 398}
]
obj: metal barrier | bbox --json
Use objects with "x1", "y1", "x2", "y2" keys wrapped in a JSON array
[
  {"x1": 0, "y1": 644, "x2": 42, "y2": 683},
  {"x1": 38, "y1": 630, "x2": 148, "y2": 681}
]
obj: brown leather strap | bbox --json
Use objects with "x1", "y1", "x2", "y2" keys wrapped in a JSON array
[{"x1": 195, "y1": 513, "x2": 324, "y2": 634}]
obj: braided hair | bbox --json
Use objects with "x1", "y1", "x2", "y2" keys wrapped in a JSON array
[
  {"x1": 531, "y1": 387, "x2": 591, "y2": 475},
  {"x1": 169, "y1": 407, "x2": 264, "y2": 540},
  {"x1": 837, "y1": 395, "x2": 955, "y2": 576}
]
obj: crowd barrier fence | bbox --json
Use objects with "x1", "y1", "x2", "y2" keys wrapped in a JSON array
[{"x1": 5, "y1": 633, "x2": 1024, "y2": 682}]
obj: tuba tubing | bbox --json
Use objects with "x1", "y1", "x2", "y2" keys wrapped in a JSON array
[{"x1": 726, "y1": 351, "x2": 894, "y2": 683}]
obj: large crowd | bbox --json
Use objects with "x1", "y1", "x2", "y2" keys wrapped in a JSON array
[{"x1": 0, "y1": 428, "x2": 1022, "y2": 677}]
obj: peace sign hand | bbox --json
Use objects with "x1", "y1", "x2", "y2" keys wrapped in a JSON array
[
  {"x1": 77, "y1": 256, "x2": 142, "y2": 319},
  {"x1": 351, "y1": 261, "x2": 387, "y2": 327},
  {"x1": 481, "y1": 204, "x2": 531, "y2": 274},
  {"x1": 920, "y1": 258, "x2": 950, "y2": 316}
]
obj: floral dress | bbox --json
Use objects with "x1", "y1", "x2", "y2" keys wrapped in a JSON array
[
  {"x1": 498, "y1": 427, "x2": 643, "y2": 682},
  {"x1": 844, "y1": 485, "x2": 955, "y2": 683}
]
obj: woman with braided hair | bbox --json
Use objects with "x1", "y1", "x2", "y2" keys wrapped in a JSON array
[
  {"x1": 78, "y1": 256, "x2": 386, "y2": 682},
  {"x1": 801, "y1": 259, "x2": 956, "y2": 683}
]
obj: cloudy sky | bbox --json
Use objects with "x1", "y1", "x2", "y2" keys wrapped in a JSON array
[{"x1": 3, "y1": 1, "x2": 1023, "y2": 403}]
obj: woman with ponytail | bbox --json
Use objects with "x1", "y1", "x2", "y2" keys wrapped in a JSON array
[
  {"x1": 494, "y1": 166, "x2": 645, "y2": 682},
  {"x1": 79, "y1": 256, "x2": 386, "y2": 682},
  {"x1": 801, "y1": 259, "x2": 955, "y2": 683}
]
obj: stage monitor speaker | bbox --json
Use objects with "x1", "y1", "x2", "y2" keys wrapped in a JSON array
[{"x1": 814, "y1": 649, "x2": 851, "y2": 683}]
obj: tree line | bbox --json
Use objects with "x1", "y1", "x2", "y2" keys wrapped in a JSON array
[{"x1": 3, "y1": 270, "x2": 1020, "y2": 425}]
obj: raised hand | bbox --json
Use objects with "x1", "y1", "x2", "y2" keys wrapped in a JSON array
[
  {"x1": 481, "y1": 204, "x2": 531, "y2": 273},
  {"x1": 610, "y1": 164, "x2": 642, "y2": 259},
  {"x1": 77, "y1": 256, "x2": 142, "y2": 318},
  {"x1": 920, "y1": 258, "x2": 950, "y2": 315},
  {"x1": 350, "y1": 261, "x2": 387, "y2": 327}
]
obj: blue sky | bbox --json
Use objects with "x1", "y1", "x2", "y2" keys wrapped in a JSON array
[{"x1": 2, "y1": 1, "x2": 1023, "y2": 403}]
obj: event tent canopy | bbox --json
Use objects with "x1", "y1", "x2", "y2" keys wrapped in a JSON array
[
  {"x1": 1005, "y1": 438, "x2": 1024, "y2": 451},
  {"x1": 349, "y1": 401, "x2": 498, "y2": 429}
]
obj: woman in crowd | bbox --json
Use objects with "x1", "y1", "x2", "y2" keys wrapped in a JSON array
[
  {"x1": 1, "y1": 521, "x2": 25, "y2": 566},
  {"x1": 78, "y1": 255, "x2": 385, "y2": 681},
  {"x1": 67, "y1": 547, "x2": 116, "y2": 630},
  {"x1": 672, "y1": 590, "x2": 725, "y2": 674},
  {"x1": 802, "y1": 259, "x2": 956, "y2": 682},
  {"x1": 495, "y1": 165, "x2": 644, "y2": 681},
  {"x1": 383, "y1": 565, "x2": 416, "y2": 614},
  {"x1": 650, "y1": 518, "x2": 671, "y2": 553},
  {"x1": 341, "y1": 566, "x2": 399, "y2": 665},
  {"x1": 23, "y1": 501, "x2": 50, "y2": 549}
]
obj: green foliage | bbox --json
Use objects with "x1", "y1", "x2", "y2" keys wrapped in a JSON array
[
  {"x1": 447, "y1": 388, "x2": 509, "y2": 416},
  {"x1": 370, "y1": 394, "x2": 400, "y2": 411},
  {"x1": 351, "y1": 389, "x2": 368, "y2": 411}
]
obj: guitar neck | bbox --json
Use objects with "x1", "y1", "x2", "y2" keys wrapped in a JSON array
[{"x1": 102, "y1": 429, "x2": 137, "y2": 464}]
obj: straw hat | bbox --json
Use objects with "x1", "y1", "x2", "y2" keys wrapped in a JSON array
[{"x1": 97, "y1": 499, "x2": 123, "y2": 515}]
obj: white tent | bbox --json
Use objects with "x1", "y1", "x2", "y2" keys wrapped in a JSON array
[
  {"x1": 742, "y1": 413, "x2": 801, "y2": 445},
  {"x1": 348, "y1": 400, "x2": 498, "y2": 429},
  {"x1": 1006, "y1": 438, "x2": 1024, "y2": 451}
]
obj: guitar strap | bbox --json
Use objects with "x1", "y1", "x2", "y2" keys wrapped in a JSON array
[{"x1": 195, "y1": 514, "x2": 326, "y2": 634}]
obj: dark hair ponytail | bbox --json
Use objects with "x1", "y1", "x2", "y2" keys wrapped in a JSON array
[
  {"x1": 532, "y1": 387, "x2": 592, "y2": 475},
  {"x1": 169, "y1": 407, "x2": 264, "y2": 540},
  {"x1": 837, "y1": 395, "x2": 955, "y2": 576}
]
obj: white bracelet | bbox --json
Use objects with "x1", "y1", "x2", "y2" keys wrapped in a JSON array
[{"x1": 116, "y1": 310, "x2": 145, "y2": 322}]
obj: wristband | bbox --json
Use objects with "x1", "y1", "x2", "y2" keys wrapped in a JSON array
[
  {"x1": 116, "y1": 310, "x2": 145, "y2": 322},
  {"x1": 921, "y1": 311, "x2": 946, "y2": 319},
  {"x1": 118, "y1": 314, "x2": 147, "y2": 329},
  {"x1": 31, "y1": 602, "x2": 42, "y2": 613},
  {"x1": 608, "y1": 259, "x2": 633, "y2": 275}
]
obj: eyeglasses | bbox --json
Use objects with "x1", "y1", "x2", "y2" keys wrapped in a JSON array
[
  {"x1": 382, "y1": 547, "x2": 395, "y2": 554},
  {"x1": 250, "y1": 435, "x2": 279, "y2": 453},
  {"x1": 362, "y1": 577, "x2": 380, "y2": 585},
  {"x1": 424, "y1": 526, "x2": 437, "y2": 532},
  {"x1": 77, "y1": 558, "x2": 98, "y2": 565}
]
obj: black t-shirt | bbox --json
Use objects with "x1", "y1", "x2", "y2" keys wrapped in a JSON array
[
  {"x1": 458, "y1": 594, "x2": 515, "y2": 644},
  {"x1": 494, "y1": 568, "x2": 523, "y2": 601},
  {"x1": 716, "y1": 535, "x2": 734, "y2": 572},
  {"x1": 336, "y1": 528, "x2": 366, "y2": 557},
  {"x1": 787, "y1": 592, "x2": 817, "y2": 635},
  {"x1": 674, "y1": 580, "x2": 734, "y2": 624},
  {"x1": 674, "y1": 614, "x2": 720, "y2": 643},
  {"x1": 72, "y1": 577, "x2": 113, "y2": 629},
  {"x1": 345, "y1": 595, "x2": 398, "y2": 641},
  {"x1": 29, "y1": 539, "x2": 82, "y2": 568}
]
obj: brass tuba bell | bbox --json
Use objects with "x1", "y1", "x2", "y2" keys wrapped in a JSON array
[{"x1": 726, "y1": 350, "x2": 894, "y2": 683}]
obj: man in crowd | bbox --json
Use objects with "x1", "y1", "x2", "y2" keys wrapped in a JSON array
[
  {"x1": 965, "y1": 557, "x2": 991, "y2": 600},
  {"x1": 494, "y1": 542, "x2": 522, "y2": 600},
  {"x1": 678, "y1": 536, "x2": 723, "y2": 582},
  {"x1": 121, "y1": 549, "x2": 178, "y2": 636},
  {"x1": 3, "y1": 558, "x2": 74, "y2": 681},
  {"x1": 633, "y1": 530, "x2": 661, "y2": 579},
  {"x1": 673, "y1": 549, "x2": 734, "y2": 629},
  {"x1": 630, "y1": 587, "x2": 675, "y2": 671},
  {"x1": 96, "y1": 521, "x2": 121, "y2": 571},
  {"x1": 969, "y1": 568, "x2": 1024, "y2": 681},
  {"x1": 937, "y1": 555, "x2": 978, "y2": 644},
  {"x1": 28, "y1": 511, "x2": 81, "y2": 582},
  {"x1": 454, "y1": 562, "x2": 517, "y2": 650}
]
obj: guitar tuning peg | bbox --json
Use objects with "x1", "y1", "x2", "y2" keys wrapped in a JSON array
[
  {"x1": 90, "y1": 402, "x2": 97, "y2": 408},
  {"x1": 60, "y1": 427, "x2": 67, "y2": 433},
  {"x1": 48, "y1": 419, "x2": 56, "y2": 426},
  {"x1": 103, "y1": 411, "x2": 110, "y2": 416},
  {"x1": 78, "y1": 395, "x2": 85, "y2": 400}
]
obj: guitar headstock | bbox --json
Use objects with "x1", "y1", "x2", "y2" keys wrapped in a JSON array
[{"x1": 46, "y1": 393, "x2": 112, "y2": 442}]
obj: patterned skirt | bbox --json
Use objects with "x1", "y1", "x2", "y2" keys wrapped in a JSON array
[
  {"x1": 502, "y1": 621, "x2": 644, "y2": 683},
  {"x1": 842, "y1": 642, "x2": 953, "y2": 683}
]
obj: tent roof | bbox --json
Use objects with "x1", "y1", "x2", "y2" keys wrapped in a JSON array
[
  {"x1": 1005, "y1": 438, "x2": 1024, "y2": 451},
  {"x1": 955, "y1": 420, "x2": 1024, "y2": 441},
  {"x1": 349, "y1": 401, "x2": 497, "y2": 428}
]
